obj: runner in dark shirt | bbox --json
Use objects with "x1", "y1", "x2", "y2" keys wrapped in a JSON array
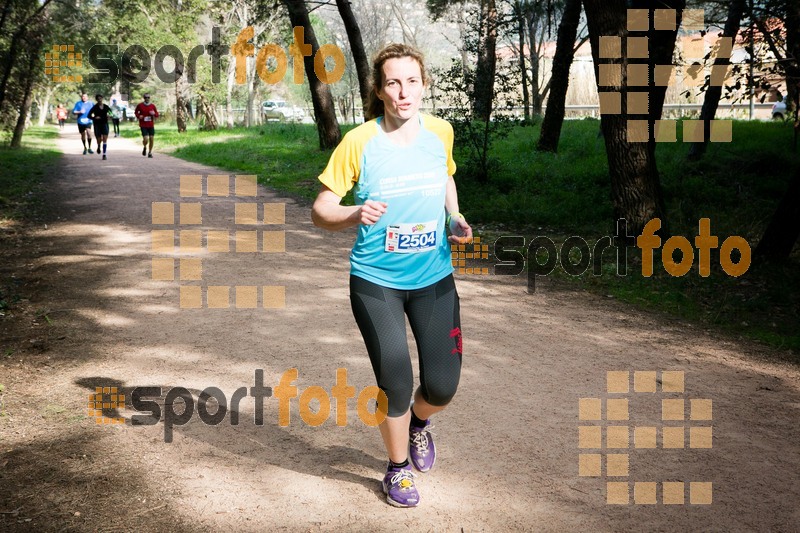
[{"x1": 88, "y1": 94, "x2": 111, "y2": 160}]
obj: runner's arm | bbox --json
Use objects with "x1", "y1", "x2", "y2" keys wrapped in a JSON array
[
  {"x1": 445, "y1": 175, "x2": 472, "y2": 243},
  {"x1": 311, "y1": 185, "x2": 386, "y2": 231}
]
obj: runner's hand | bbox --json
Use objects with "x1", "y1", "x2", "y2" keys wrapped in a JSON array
[
  {"x1": 360, "y1": 200, "x2": 387, "y2": 225},
  {"x1": 447, "y1": 214, "x2": 473, "y2": 244}
]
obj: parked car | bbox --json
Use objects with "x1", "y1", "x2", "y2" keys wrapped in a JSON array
[
  {"x1": 262, "y1": 100, "x2": 304, "y2": 122},
  {"x1": 771, "y1": 100, "x2": 787, "y2": 120},
  {"x1": 121, "y1": 106, "x2": 137, "y2": 122}
]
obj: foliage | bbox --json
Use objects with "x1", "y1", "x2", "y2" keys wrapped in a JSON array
[
  {"x1": 147, "y1": 116, "x2": 797, "y2": 235},
  {"x1": 120, "y1": 122, "x2": 356, "y2": 200},
  {"x1": 148, "y1": 118, "x2": 799, "y2": 352},
  {"x1": 0, "y1": 127, "x2": 60, "y2": 221},
  {"x1": 682, "y1": 1, "x2": 794, "y2": 109},
  {"x1": 433, "y1": 58, "x2": 520, "y2": 182},
  {"x1": 430, "y1": 7, "x2": 521, "y2": 183}
]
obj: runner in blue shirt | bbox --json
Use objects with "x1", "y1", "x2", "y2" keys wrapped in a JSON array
[
  {"x1": 312, "y1": 43, "x2": 472, "y2": 508},
  {"x1": 72, "y1": 93, "x2": 94, "y2": 154}
]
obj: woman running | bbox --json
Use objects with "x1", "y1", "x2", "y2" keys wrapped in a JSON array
[{"x1": 311, "y1": 43, "x2": 472, "y2": 508}]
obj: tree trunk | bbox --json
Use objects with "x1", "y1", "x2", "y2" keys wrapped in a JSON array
[
  {"x1": 456, "y1": 10, "x2": 470, "y2": 80},
  {"x1": 785, "y1": 0, "x2": 800, "y2": 131},
  {"x1": 754, "y1": 0, "x2": 800, "y2": 261},
  {"x1": 537, "y1": 0, "x2": 581, "y2": 152},
  {"x1": 197, "y1": 89, "x2": 218, "y2": 131},
  {"x1": 0, "y1": 29, "x2": 23, "y2": 110},
  {"x1": 390, "y1": 0, "x2": 417, "y2": 46},
  {"x1": 631, "y1": 0, "x2": 684, "y2": 201},
  {"x1": 0, "y1": 0, "x2": 52, "y2": 110},
  {"x1": 687, "y1": 0, "x2": 745, "y2": 160},
  {"x1": 37, "y1": 86, "x2": 53, "y2": 126},
  {"x1": 527, "y1": 12, "x2": 542, "y2": 115},
  {"x1": 173, "y1": 47, "x2": 190, "y2": 133},
  {"x1": 335, "y1": 0, "x2": 371, "y2": 116},
  {"x1": 517, "y1": 3, "x2": 530, "y2": 122},
  {"x1": 10, "y1": 51, "x2": 37, "y2": 148},
  {"x1": 175, "y1": 75, "x2": 189, "y2": 133},
  {"x1": 636, "y1": 0, "x2": 684, "y2": 123},
  {"x1": 473, "y1": 0, "x2": 498, "y2": 121},
  {"x1": 226, "y1": 55, "x2": 235, "y2": 128},
  {"x1": 583, "y1": 0, "x2": 667, "y2": 236},
  {"x1": 247, "y1": 59, "x2": 259, "y2": 127},
  {"x1": 0, "y1": 0, "x2": 12, "y2": 36},
  {"x1": 754, "y1": 170, "x2": 800, "y2": 260},
  {"x1": 282, "y1": 0, "x2": 341, "y2": 149}
]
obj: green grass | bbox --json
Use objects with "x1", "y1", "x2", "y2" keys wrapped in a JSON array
[
  {"x1": 121, "y1": 123, "x2": 357, "y2": 201},
  {"x1": 0, "y1": 127, "x2": 61, "y2": 222},
  {"x1": 456, "y1": 118, "x2": 612, "y2": 228},
  {"x1": 0, "y1": 127, "x2": 61, "y2": 324},
  {"x1": 122, "y1": 118, "x2": 799, "y2": 355},
  {"x1": 458, "y1": 118, "x2": 798, "y2": 237}
]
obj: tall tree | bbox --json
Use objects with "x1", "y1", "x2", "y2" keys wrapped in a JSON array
[
  {"x1": 10, "y1": 33, "x2": 43, "y2": 148},
  {"x1": 754, "y1": 170, "x2": 800, "y2": 261},
  {"x1": 166, "y1": 0, "x2": 206, "y2": 133},
  {"x1": 631, "y1": 0, "x2": 685, "y2": 224},
  {"x1": 281, "y1": 0, "x2": 341, "y2": 149},
  {"x1": 583, "y1": 0, "x2": 671, "y2": 235},
  {"x1": 335, "y1": 0, "x2": 371, "y2": 115},
  {"x1": 429, "y1": 0, "x2": 500, "y2": 120},
  {"x1": 537, "y1": 0, "x2": 581, "y2": 152},
  {"x1": 390, "y1": 0, "x2": 420, "y2": 47},
  {"x1": 0, "y1": 0, "x2": 54, "y2": 113},
  {"x1": 512, "y1": 0, "x2": 530, "y2": 121},
  {"x1": 523, "y1": 1, "x2": 553, "y2": 115},
  {"x1": 473, "y1": 0, "x2": 499, "y2": 121},
  {"x1": 754, "y1": 0, "x2": 800, "y2": 260},
  {"x1": 635, "y1": 0, "x2": 685, "y2": 124},
  {"x1": 687, "y1": 0, "x2": 746, "y2": 160}
]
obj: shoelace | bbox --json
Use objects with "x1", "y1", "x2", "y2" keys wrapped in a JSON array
[
  {"x1": 389, "y1": 468, "x2": 416, "y2": 488},
  {"x1": 410, "y1": 425, "x2": 435, "y2": 454}
]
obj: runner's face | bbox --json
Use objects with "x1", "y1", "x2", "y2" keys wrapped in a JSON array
[
  {"x1": 377, "y1": 57, "x2": 424, "y2": 122},
  {"x1": 81, "y1": 94, "x2": 87, "y2": 102}
]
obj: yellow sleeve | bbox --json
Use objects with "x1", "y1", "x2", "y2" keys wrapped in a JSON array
[
  {"x1": 422, "y1": 114, "x2": 457, "y2": 176},
  {"x1": 318, "y1": 122, "x2": 380, "y2": 198}
]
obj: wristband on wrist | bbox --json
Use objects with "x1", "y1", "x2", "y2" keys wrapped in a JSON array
[{"x1": 446, "y1": 212, "x2": 464, "y2": 226}]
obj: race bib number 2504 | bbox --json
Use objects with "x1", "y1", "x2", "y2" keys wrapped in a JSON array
[{"x1": 385, "y1": 220, "x2": 438, "y2": 254}]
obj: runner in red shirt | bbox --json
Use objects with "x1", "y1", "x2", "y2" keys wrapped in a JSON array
[{"x1": 134, "y1": 93, "x2": 159, "y2": 158}]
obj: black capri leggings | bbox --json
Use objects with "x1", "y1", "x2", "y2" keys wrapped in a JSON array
[{"x1": 350, "y1": 274, "x2": 462, "y2": 417}]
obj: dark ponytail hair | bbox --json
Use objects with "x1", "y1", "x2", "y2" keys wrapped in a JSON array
[{"x1": 365, "y1": 43, "x2": 429, "y2": 121}]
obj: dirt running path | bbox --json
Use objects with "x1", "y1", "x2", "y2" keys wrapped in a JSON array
[{"x1": 1, "y1": 128, "x2": 799, "y2": 532}]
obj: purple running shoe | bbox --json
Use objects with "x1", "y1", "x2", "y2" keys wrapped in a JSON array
[
  {"x1": 382, "y1": 463, "x2": 419, "y2": 507},
  {"x1": 409, "y1": 420, "x2": 436, "y2": 472}
]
